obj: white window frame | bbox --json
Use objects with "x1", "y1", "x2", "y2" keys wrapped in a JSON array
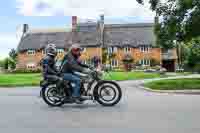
[
  {"x1": 107, "y1": 47, "x2": 113, "y2": 54},
  {"x1": 27, "y1": 50, "x2": 36, "y2": 55},
  {"x1": 140, "y1": 45, "x2": 150, "y2": 52},
  {"x1": 139, "y1": 59, "x2": 151, "y2": 66},
  {"x1": 42, "y1": 49, "x2": 46, "y2": 55},
  {"x1": 57, "y1": 49, "x2": 64, "y2": 54},
  {"x1": 114, "y1": 47, "x2": 118, "y2": 53},
  {"x1": 82, "y1": 60, "x2": 87, "y2": 65},
  {"x1": 124, "y1": 46, "x2": 131, "y2": 53},
  {"x1": 26, "y1": 63, "x2": 36, "y2": 69},
  {"x1": 82, "y1": 48, "x2": 86, "y2": 52},
  {"x1": 107, "y1": 47, "x2": 117, "y2": 54}
]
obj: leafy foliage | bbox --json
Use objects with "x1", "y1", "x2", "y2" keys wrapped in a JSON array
[
  {"x1": 186, "y1": 37, "x2": 200, "y2": 72},
  {"x1": 9, "y1": 49, "x2": 17, "y2": 61},
  {"x1": 136, "y1": 0, "x2": 200, "y2": 48}
]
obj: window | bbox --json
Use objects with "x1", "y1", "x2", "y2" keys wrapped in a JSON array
[
  {"x1": 42, "y1": 49, "x2": 46, "y2": 55},
  {"x1": 27, "y1": 50, "x2": 35, "y2": 55},
  {"x1": 111, "y1": 59, "x2": 118, "y2": 67},
  {"x1": 140, "y1": 45, "x2": 150, "y2": 52},
  {"x1": 139, "y1": 59, "x2": 151, "y2": 66},
  {"x1": 82, "y1": 48, "x2": 86, "y2": 52},
  {"x1": 107, "y1": 47, "x2": 117, "y2": 54},
  {"x1": 57, "y1": 49, "x2": 64, "y2": 54},
  {"x1": 26, "y1": 63, "x2": 36, "y2": 69},
  {"x1": 124, "y1": 47, "x2": 131, "y2": 53},
  {"x1": 83, "y1": 60, "x2": 87, "y2": 65}
]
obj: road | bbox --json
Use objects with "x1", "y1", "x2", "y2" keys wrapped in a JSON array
[{"x1": 0, "y1": 80, "x2": 200, "y2": 133}]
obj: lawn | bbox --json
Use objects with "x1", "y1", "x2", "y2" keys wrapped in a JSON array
[
  {"x1": 144, "y1": 78, "x2": 200, "y2": 90},
  {"x1": 0, "y1": 72, "x2": 164, "y2": 87},
  {"x1": 0, "y1": 72, "x2": 192, "y2": 87},
  {"x1": 103, "y1": 71, "x2": 163, "y2": 81},
  {"x1": 0, "y1": 73, "x2": 42, "y2": 87}
]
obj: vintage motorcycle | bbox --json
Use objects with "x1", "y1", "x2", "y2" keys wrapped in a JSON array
[{"x1": 40, "y1": 67, "x2": 122, "y2": 107}]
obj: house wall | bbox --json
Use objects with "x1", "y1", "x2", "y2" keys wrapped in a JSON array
[
  {"x1": 16, "y1": 49, "x2": 65, "y2": 70},
  {"x1": 108, "y1": 47, "x2": 161, "y2": 69},
  {"x1": 80, "y1": 47, "x2": 102, "y2": 61},
  {"x1": 16, "y1": 47, "x2": 162, "y2": 70}
]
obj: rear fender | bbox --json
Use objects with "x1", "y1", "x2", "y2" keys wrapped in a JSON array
[{"x1": 40, "y1": 80, "x2": 49, "y2": 88}]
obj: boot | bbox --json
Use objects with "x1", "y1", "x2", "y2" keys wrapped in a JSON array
[{"x1": 72, "y1": 96, "x2": 84, "y2": 104}]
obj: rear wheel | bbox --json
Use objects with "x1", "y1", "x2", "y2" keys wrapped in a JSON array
[
  {"x1": 41, "y1": 84, "x2": 65, "y2": 107},
  {"x1": 94, "y1": 81, "x2": 122, "y2": 106}
]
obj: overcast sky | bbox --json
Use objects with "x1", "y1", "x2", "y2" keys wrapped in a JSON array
[{"x1": 0, "y1": 0, "x2": 155, "y2": 59}]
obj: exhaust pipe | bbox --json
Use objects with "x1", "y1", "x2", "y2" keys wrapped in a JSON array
[{"x1": 81, "y1": 96, "x2": 93, "y2": 100}]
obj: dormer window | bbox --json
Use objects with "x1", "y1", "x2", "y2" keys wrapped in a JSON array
[
  {"x1": 140, "y1": 45, "x2": 150, "y2": 52},
  {"x1": 107, "y1": 47, "x2": 117, "y2": 54},
  {"x1": 27, "y1": 50, "x2": 35, "y2": 55},
  {"x1": 124, "y1": 47, "x2": 131, "y2": 53}
]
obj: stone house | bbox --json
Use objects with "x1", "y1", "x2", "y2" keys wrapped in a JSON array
[{"x1": 16, "y1": 16, "x2": 178, "y2": 71}]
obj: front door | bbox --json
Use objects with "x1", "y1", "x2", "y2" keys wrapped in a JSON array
[{"x1": 162, "y1": 60, "x2": 175, "y2": 72}]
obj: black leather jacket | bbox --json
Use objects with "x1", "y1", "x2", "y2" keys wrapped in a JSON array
[
  {"x1": 60, "y1": 52, "x2": 89, "y2": 74},
  {"x1": 42, "y1": 55, "x2": 58, "y2": 78}
]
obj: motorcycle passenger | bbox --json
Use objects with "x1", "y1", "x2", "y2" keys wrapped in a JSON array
[
  {"x1": 60, "y1": 44, "x2": 92, "y2": 104},
  {"x1": 42, "y1": 43, "x2": 63, "y2": 90}
]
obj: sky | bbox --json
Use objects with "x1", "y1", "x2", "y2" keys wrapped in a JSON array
[{"x1": 0, "y1": 0, "x2": 155, "y2": 59}]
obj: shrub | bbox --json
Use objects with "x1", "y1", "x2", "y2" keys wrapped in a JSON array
[{"x1": 11, "y1": 69, "x2": 41, "y2": 73}]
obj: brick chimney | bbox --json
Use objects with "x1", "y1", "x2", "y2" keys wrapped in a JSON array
[
  {"x1": 99, "y1": 14, "x2": 104, "y2": 46},
  {"x1": 72, "y1": 16, "x2": 77, "y2": 31},
  {"x1": 23, "y1": 24, "x2": 29, "y2": 34}
]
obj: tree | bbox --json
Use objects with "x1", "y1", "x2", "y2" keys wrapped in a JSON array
[
  {"x1": 9, "y1": 49, "x2": 17, "y2": 61},
  {"x1": 136, "y1": 0, "x2": 200, "y2": 70},
  {"x1": 185, "y1": 37, "x2": 200, "y2": 72},
  {"x1": 3, "y1": 58, "x2": 9, "y2": 70},
  {"x1": 136, "y1": 0, "x2": 200, "y2": 46},
  {"x1": 8, "y1": 49, "x2": 17, "y2": 69},
  {"x1": 101, "y1": 48, "x2": 116, "y2": 70}
]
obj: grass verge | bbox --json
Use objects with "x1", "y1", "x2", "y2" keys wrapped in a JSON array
[{"x1": 144, "y1": 78, "x2": 200, "y2": 90}]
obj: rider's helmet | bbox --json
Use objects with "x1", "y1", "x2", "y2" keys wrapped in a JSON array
[
  {"x1": 70, "y1": 43, "x2": 83, "y2": 58},
  {"x1": 45, "y1": 43, "x2": 57, "y2": 57}
]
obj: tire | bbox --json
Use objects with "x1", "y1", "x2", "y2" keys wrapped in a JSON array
[
  {"x1": 41, "y1": 85, "x2": 65, "y2": 107},
  {"x1": 94, "y1": 81, "x2": 122, "y2": 106}
]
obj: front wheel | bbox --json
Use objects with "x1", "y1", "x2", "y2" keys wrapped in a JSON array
[{"x1": 94, "y1": 81, "x2": 122, "y2": 106}]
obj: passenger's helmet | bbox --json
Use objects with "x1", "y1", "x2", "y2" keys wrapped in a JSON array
[{"x1": 45, "y1": 43, "x2": 57, "y2": 57}]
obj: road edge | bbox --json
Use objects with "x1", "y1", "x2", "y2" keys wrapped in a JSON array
[{"x1": 141, "y1": 85, "x2": 200, "y2": 95}]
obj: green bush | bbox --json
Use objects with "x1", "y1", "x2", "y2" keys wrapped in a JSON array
[{"x1": 193, "y1": 64, "x2": 200, "y2": 73}]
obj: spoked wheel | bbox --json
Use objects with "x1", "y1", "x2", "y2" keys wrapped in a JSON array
[
  {"x1": 94, "y1": 81, "x2": 122, "y2": 106},
  {"x1": 41, "y1": 85, "x2": 65, "y2": 107}
]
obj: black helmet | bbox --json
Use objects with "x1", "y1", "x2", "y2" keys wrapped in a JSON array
[{"x1": 45, "y1": 43, "x2": 57, "y2": 57}]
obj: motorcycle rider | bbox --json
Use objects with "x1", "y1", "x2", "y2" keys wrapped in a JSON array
[
  {"x1": 42, "y1": 43, "x2": 63, "y2": 90},
  {"x1": 60, "y1": 44, "x2": 92, "y2": 104}
]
